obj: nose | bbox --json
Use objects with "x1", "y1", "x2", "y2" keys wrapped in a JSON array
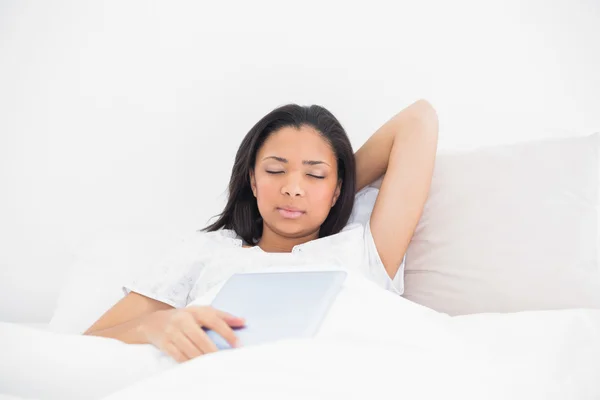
[{"x1": 281, "y1": 173, "x2": 305, "y2": 197}]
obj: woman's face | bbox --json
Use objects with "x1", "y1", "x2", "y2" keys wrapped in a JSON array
[{"x1": 250, "y1": 125, "x2": 341, "y2": 240}]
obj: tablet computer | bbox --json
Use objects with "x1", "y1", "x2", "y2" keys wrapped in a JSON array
[{"x1": 204, "y1": 270, "x2": 347, "y2": 350}]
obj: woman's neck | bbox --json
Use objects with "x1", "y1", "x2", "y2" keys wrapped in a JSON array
[{"x1": 257, "y1": 226, "x2": 319, "y2": 253}]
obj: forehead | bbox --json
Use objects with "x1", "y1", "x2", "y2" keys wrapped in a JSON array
[{"x1": 258, "y1": 125, "x2": 335, "y2": 161}]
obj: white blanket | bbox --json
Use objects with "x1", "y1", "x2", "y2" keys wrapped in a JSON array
[{"x1": 1, "y1": 272, "x2": 599, "y2": 400}]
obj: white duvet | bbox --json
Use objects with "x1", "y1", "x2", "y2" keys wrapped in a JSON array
[{"x1": 1, "y1": 272, "x2": 599, "y2": 400}]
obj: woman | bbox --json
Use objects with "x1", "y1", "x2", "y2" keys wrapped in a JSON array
[{"x1": 84, "y1": 99, "x2": 439, "y2": 363}]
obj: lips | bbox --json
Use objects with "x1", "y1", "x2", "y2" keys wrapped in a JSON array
[{"x1": 277, "y1": 207, "x2": 305, "y2": 219}]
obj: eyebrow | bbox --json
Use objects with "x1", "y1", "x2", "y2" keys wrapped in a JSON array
[{"x1": 262, "y1": 156, "x2": 330, "y2": 166}]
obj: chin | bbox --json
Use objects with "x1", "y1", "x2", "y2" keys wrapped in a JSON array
[
  {"x1": 266, "y1": 219, "x2": 316, "y2": 239},
  {"x1": 274, "y1": 223, "x2": 309, "y2": 237}
]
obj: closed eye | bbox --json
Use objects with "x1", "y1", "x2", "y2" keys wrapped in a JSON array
[{"x1": 266, "y1": 171, "x2": 324, "y2": 179}]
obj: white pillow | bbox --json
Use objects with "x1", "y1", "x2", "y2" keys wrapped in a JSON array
[
  {"x1": 48, "y1": 228, "x2": 185, "y2": 334},
  {"x1": 400, "y1": 132, "x2": 599, "y2": 315}
]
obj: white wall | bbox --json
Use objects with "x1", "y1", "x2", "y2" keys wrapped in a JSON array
[{"x1": 1, "y1": 0, "x2": 599, "y2": 322}]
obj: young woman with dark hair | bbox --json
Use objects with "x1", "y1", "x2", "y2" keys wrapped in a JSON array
[{"x1": 84, "y1": 99, "x2": 439, "y2": 363}]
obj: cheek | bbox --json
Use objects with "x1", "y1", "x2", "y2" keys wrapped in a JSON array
[
  {"x1": 310, "y1": 183, "x2": 338, "y2": 208},
  {"x1": 255, "y1": 177, "x2": 275, "y2": 195},
  {"x1": 254, "y1": 178, "x2": 277, "y2": 206}
]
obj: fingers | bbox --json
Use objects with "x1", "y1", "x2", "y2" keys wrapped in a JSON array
[
  {"x1": 171, "y1": 331, "x2": 204, "y2": 360},
  {"x1": 163, "y1": 317, "x2": 218, "y2": 362},
  {"x1": 205, "y1": 315, "x2": 241, "y2": 348},
  {"x1": 215, "y1": 310, "x2": 246, "y2": 328},
  {"x1": 161, "y1": 306, "x2": 245, "y2": 363},
  {"x1": 190, "y1": 307, "x2": 244, "y2": 348},
  {"x1": 180, "y1": 320, "x2": 218, "y2": 354},
  {"x1": 163, "y1": 341, "x2": 187, "y2": 363},
  {"x1": 165, "y1": 321, "x2": 220, "y2": 363}
]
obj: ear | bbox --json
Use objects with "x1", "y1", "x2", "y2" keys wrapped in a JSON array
[
  {"x1": 332, "y1": 179, "x2": 342, "y2": 207},
  {"x1": 249, "y1": 170, "x2": 257, "y2": 197}
]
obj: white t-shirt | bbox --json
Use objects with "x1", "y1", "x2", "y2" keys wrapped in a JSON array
[{"x1": 123, "y1": 187, "x2": 406, "y2": 308}]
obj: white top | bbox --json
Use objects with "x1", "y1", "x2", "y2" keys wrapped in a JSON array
[{"x1": 123, "y1": 187, "x2": 406, "y2": 308}]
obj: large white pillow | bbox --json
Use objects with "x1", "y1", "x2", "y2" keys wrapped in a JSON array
[
  {"x1": 400, "y1": 132, "x2": 599, "y2": 315},
  {"x1": 48, "y1": 228, "x2": 185, "y2": 334}
]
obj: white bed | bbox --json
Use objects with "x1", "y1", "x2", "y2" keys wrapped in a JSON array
[{"x1": 2, "y1": 272, "x2": 600, "y2": 400}]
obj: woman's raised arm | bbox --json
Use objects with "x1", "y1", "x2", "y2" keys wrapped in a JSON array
[{"x1": 354, "y1": 99, "x2": 439, "y2": 279}]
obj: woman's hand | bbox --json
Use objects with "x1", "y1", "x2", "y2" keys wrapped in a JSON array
[{"x1": 138, "y1": 306, "x2": 246, "y2": 363}]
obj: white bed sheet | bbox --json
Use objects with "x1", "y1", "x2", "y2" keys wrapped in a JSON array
[{"x1": 1, "y1": 272, "x2": 599, "y2": 400}]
